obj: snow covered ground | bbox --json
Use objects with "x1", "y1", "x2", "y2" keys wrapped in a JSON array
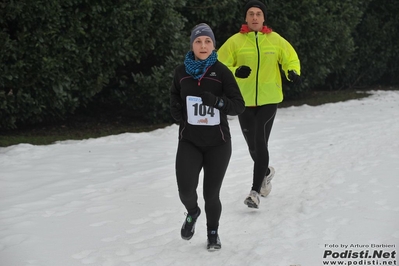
[{"x1": 1, "y1": 90, "x2": 398, "y2": 266}]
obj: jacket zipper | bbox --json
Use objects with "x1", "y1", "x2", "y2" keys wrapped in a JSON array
[
  {"x1": 197, "y1": 66, "x2": 211, "y2": 86},
  {"x1": 255, "y1": 32, "x2": 260, "y2": 106}
]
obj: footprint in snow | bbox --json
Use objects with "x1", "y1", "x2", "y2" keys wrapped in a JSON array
[
  {"x1": 85, "y1": 205, "x2": 116, "y2": 213},
  {"x1": 0, "y1": 234, "x2": 30, "y2": 250},
  {"x1": 89, "y1": 220, "x2": 113, "y2": 227},
  {"x1": 101, "y1": 235, "x2": 121, "y2": 242},
  {"x1": 72, "y1": 249, "x2": 95, "y2": 259}
]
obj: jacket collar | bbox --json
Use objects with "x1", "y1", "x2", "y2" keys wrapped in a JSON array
[{"x1": 239, "y1": 24, "x2": 273, "y2": 34}]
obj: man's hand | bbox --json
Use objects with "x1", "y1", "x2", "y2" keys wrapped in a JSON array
[
  {"x1": 288, "y1": 70, "x2": 301, "y2": 85},
  {"x1": 235, "y1": 65, "x2": 251, "y2": 78}
]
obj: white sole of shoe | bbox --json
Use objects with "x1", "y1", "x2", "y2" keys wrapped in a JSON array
[
  {"x1": 244, "y1": 197, "x2": 259, "y2": 209},
  {"x1": 260, "y1": 183, "x2": 272, "y2": 198},
  {"x1": 260, "y1": 167, "x2": 275, "y2": 197},
  {"x1": 207, "y1": 245, "x2": 221, "y2": 251}
]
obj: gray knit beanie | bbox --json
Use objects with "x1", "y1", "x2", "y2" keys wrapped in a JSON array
[{"x1": 190, "y1": 23, "x2": 216, "y2": 48}]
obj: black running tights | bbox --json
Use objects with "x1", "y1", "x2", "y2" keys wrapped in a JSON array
[
  {"x1": 175, "y1": 139, "x2": 231, "y2": 231},
  {"x1": 238, "y1": 104, "x2": 277, "y2": 192}
]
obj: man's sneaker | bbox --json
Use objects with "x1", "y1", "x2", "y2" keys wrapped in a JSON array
[
  {"x1": 207, "y1": 230, "x2": 221, "y2": 251},
  {"x1": 260, "y1": 166, "x2": 275, "y2": 197},
  {"x1": 181, "y1": 207, "x2": 201, "y2": 240},
  {"x1": 244, "y1": 190, "x2": 260, "y2": 208}
]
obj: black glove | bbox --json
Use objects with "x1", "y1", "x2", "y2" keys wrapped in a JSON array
[
  {"x1": 288, "y1": 70, "x2": 301, "y2": 85},
  {"x1": 235, "y1": 65, "x2": 251, "y2": 78},
  {"x1": 171, "y1": 102, "x2": 183, "y2": 121},
  {"x1": 200, "y1": 92, "x2": 224, "y2": 109}
]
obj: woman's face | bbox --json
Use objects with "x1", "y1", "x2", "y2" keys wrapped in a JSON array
[
  {"x1": 192, "y1": 36, "x2": 214, "y2": 60},
  {"x1": 245, "y1": 7, "x2": 265, "y2": 32}
]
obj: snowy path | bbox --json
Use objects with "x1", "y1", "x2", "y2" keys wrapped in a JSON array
[{"x1": 1, "y1": 90, "x2": 398, "y2": 266}]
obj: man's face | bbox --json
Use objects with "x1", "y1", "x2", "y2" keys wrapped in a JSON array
[{"x1": 245, "y1": 7, "x2": 265, "y2": 32}]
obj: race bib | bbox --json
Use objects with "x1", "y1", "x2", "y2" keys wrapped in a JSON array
[{"x1": 186, "y1": 96, "x2": 220, "y2": 126}]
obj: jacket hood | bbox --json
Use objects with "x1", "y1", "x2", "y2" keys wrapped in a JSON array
[{"x1": 239, "y1": 24, "x2": 272, "y2": 34}]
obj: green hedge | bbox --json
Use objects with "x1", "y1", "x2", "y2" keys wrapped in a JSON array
[
  {"x1": 265, "y1": 0, "x2": 372, "y2": 96},
  {"x1": 331, "y1": 0, "x2": 399, "y2": 88},
  {"x1": 0, "y1": 0, "x2": 187, "y2": 129},
  {"x1": 94, "y1": 0, "x2": 187, "y2": 124},
  {"x1": 1, "y1": 0, "x2": 398, "y2": 130}
]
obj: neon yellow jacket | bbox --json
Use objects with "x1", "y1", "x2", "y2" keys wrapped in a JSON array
[{"x1": 218, "y1": 25, "x2": 300, "y2": 106}]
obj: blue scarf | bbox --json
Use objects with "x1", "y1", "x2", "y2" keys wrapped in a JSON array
[{"x1": 184, "y1": 50, "x2": 218, "y2": 80}]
